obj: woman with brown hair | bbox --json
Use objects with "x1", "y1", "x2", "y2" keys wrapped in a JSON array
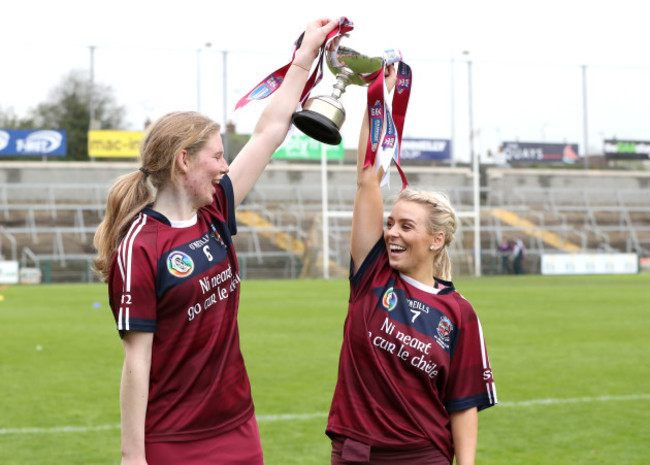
[{"x1": 93, "y1": 18, "x2": 338, "y2": 465}]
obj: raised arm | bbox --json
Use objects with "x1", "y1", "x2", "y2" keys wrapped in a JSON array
[
  {"x1": 350, "y1": 65, "x2": 397, "y2": 273},
  {"x1": 228, "y1": 18, "x2": 339, "y2": 207}
]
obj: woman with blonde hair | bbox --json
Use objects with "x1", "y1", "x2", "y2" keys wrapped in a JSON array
[
  {"x1": 326, "y1": 66, "x2": 497, "y2": 465},
  {"x1": 93, "y1": 18, "x2": 339, "y2": 465}
]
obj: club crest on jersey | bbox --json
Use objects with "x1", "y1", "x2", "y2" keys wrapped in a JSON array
[
  {"x1": 382, "y1": 287, "x2": 398, "y2": 311},
  {"x1": 434, "y1": 315, "x2": 453, "y2": 350},
  {"x1": 167, "y1": 251, "x2": 194, "y2": 278}
]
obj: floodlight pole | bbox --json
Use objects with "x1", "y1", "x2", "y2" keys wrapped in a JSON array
[
  {"x1": 89, "y1": 45, "x2": 96, "y2": 126},
  {"x1": 466, "y1": 54, "x2": 482, "y2": 277},
  {"x1": 222, "y1": 50, "x2": 229, "y2": 159},
  {"x1": 321, "y1": 143, "x2": 330, "y2": 279},
  {"x1": 196, "y1": 43, "x2": 212, "y2": 114},
  {"x1": 88, "y1": 45, "x2": 96, "y2": 162},
  {"x1": 582, "y1": 64, "x2": 589, "y2": 169},
  {"x1": 450, "y1": 57, "x2": 456, "y2": 167},
  {"x1": 196, "y1": 48, "x2": 201, "y2": 112}
]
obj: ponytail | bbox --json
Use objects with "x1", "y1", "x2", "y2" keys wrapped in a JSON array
[
  {"x1": 432, "y1": 246, "x2": 453, "y2": 282},
  {"x1": 93, "y1": 170, "x2": 153, "y2": 282}
]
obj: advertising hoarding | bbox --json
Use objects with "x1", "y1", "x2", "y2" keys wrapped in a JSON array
[
  {"x1": 273, "y1": 134, "x2": 344, "y2": 160},
  {"x1": 604, "y1": 140, "x2": 650, "y2": 160},
  {"x1": 0, "y1": 129, "x2": 67, "y2": 156},
  {"x1": 400, "y1": 138, "x2": 451, "y2": 161},
  {"x1": 502, "y1": 141, "x2": 580, "y2": 164},
  {"x1": 541, "y1": 253, "x2": 638, "y2": 275},
  {"x1": 88, "y1": 130, "x2": 144, "y2": 158}
]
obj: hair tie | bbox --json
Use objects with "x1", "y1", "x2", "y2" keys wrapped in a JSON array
[{"x1": 139, "y1": 167, "x2": 151, "y2": 177}]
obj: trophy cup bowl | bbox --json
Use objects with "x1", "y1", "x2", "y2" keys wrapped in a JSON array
[{"x1": 291, "y1": 36, "x2": 384, "y2": 145}]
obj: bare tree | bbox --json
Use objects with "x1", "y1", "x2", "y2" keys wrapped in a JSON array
[
  {"x1": 30, "y1": 69, "x2": 126, "y2": 160},
  {"x1": 0, "y1": 106, "x2": 34, "y2": 129}
]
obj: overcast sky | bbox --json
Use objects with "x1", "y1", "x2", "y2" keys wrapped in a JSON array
[{"x1": 1, "y1": 0, "x2": 649, "y2": 161}]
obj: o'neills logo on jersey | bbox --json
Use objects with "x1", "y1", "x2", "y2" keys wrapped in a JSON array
[
  {"x1": 167, "y1": 251, "x2": 194, "y2": 278},
  {"x1": 382, "y1": 287, "x2": 398, "y2": 311},
  {"x1": 434, "y1": 315, "x2": 453, "y2": 350}
]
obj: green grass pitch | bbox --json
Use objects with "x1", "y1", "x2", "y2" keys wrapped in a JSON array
[{"x1": 0, "y1": 274, "x2": 649, "y2": 464}]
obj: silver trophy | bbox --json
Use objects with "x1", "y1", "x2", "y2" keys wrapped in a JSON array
[{"x1": 292, "y1": 35, "x2": 384, "y2": 145}]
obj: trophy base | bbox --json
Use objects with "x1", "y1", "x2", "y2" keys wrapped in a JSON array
[
  {"x1": 292, "y1": 95, "x2": 346, "y2": 145},
  {"x1": 292, "y1": 110, "x2": 342, "y2": 145}
]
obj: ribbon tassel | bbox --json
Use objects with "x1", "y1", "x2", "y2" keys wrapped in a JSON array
[
  {"x1": 234, "y1": 17, "x2": 354, "y2": 112},
  {"x1": 234, "y1": 19, "x2": 412, "y2": 190},
  {"x1": 365, "y1": 54, "x2": 412, "y2": 190}
]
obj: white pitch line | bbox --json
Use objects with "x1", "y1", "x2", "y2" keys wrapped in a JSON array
[
  {"x1": 1, "y1": 394, "x2": 648, "y2": 436},
  {"x1": 498, "y1": 393, "x2": 650, "y2": 408},
  {"x1": 0, "y1": 424, "x2": 121, "y2": 435}
]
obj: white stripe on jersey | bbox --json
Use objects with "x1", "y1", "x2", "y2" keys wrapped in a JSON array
[
  {"x1": 117, "y1": 213, "x2": 147, "y2": 289},
  {"x1": 477, "y1": 315, "x2": 488, "y2": 369},
  {"x1": 485, "y1": 381, "x2": 499, "y2": 405},
  {"x1": 477, "y1": 315, "x2": 498, "y2": 405},
  {"x1": 117, "y1": 213, "x2": 144, "y2": 285},
  {"x1": 123, "y1": 214, "x2": 147, "y2": 293},
  {"x1": 117, "y1": 306, "x2": 131, "y2": 331},
  {"x1": 116, "y1": 213, "x2": 147, "y2": 330}
]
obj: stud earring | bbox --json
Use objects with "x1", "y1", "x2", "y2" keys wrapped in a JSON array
[{"x1": 429, "y1": 245, "x2": 435, "y2": 251}]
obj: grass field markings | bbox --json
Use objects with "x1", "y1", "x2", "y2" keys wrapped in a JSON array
[
  {"x1": 498, "y1": 393, "x2": 650, "y2": 408},
  {"x1": 0, "y1": 424, "x2": 121, "y2": 435},
  {"x1": 2, "y1": 394, "x2": 649, "y2": 436}
]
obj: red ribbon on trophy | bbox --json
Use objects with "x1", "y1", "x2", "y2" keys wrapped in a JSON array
[
  {"x1": 234, "y1": 18, "x2": 412, "y2": 191},
  {"x1": 234, "y1": 17, "x2": 354, "y2": 111},
  {"x1": 365, "y1": 52, "x2": 412, "y2": 190}
]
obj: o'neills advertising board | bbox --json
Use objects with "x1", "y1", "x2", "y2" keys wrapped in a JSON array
[
  {"x1": 400, "y1": 138, "x2": 451, "y2": 161},
  {"x1": 604, "y1": 140, "x2": 650, "y2": 160},
  {"x1": 502, "y1": 141, "x2": 580, "y2": 164}
]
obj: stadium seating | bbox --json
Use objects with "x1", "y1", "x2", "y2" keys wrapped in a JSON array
[{"x1": 1, "y1": 163, "x2": 649, "y2": 282}]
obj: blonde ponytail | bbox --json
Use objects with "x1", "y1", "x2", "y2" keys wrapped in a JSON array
[{"x1": 432, "y1": 247, "x2": 452, "y2": 282}]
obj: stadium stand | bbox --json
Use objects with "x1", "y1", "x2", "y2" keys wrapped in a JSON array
[{"x1": 1, "y1": 162, "x2": 648, "y2": 282}]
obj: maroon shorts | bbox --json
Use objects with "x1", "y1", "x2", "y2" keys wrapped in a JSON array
[
  {"x1": 331, "y1": 437, "x2": 449, "y2": 465},
  {"x1": 145, "y1": 415, "x2": 264, "y2": 465}
]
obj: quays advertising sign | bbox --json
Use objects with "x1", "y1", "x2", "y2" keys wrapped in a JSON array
[
  {"x1": 0, "y1": 129, "x2": 67, "y2": 156},
  {"x1": 502, "y1": 141, "x2": 580, "y2": 164}
]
